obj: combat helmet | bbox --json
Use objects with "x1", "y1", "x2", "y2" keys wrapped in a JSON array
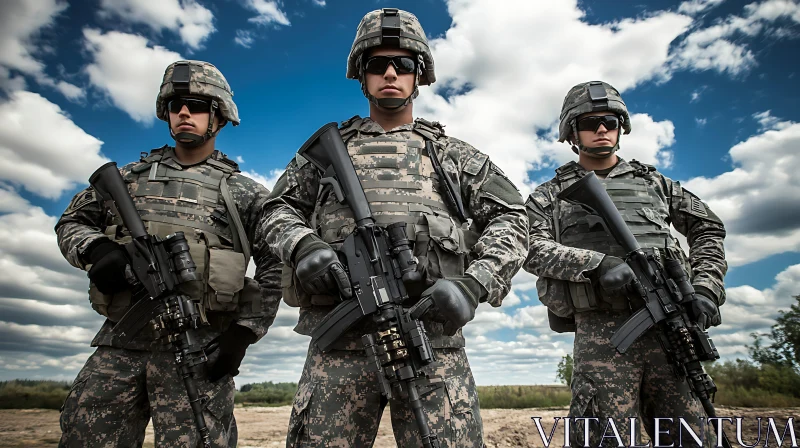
[
  {"x1": 156, "y1": 60, "x2": 240, "y2": 148},
  {"x1": 558, "y1": 81, "x2": 631, "y2": 157},
  {"x1": 347, "y1": 8, "x2": 435, "y2": 109}
]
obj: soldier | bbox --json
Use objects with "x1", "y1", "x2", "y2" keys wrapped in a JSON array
[
  {"x1": 56, "y1": 60, "x2": 281, "y2": 447},
  {"x1": 524, "y1": 81, "x2": 727, "y2": 446},
  {"x1": 255, "y1": 8, "x2": 528, "y2": 448}
]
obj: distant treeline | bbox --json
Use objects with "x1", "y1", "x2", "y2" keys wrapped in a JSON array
[
  {"x1": 5, "y1": 295, "x2": 799, "y2": 410},
  {"x1": 0, "y1": 380, "x2": 70, "y2": 410}
]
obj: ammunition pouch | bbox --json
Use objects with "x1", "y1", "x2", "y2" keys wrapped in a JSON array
[{"x1": 89, "y1": 223, "x2": 263, "y2": 324}]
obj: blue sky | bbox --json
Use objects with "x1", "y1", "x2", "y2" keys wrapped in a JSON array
[{"x1": 1, "y1": 0, "x2": 800, "y2": 387}]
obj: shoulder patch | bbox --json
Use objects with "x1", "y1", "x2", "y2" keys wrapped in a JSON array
[
  {"x1": 689, "y1": 195, "x2": 708, "y2": 217},
  {"x1": 463, "y1": 152, "x2": 489, "y2": 176},
  {"x1": 65, "y1": 188, "x2": 96, "y2": 214}
]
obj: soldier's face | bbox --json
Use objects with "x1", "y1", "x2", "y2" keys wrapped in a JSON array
[
  {"x1": 168, "y1": 97, "x2": 219, "y2": 140},
  {"x1": 364, "y1": 47, "x2": 416, "y2": 100},
  {"x1": 573, "y1": 111, "x2": 620, "y2": 155}
]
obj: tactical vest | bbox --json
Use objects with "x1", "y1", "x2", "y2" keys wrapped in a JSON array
[
  {"x1": 89, "y1": 148, "x2": 262, "y2": 325},
  {"x1": 282, "y1": 117, "x2": 472, "y2": 307},
  {"x1": 554, "y1": 161, "x2": 688, "y2": 312}
]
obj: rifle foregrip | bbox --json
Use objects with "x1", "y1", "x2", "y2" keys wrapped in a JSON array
[{"x1": 89, "y1": 162, "x2": 147, "y2": 239}]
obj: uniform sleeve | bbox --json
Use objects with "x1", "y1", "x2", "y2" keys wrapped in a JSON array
[
  {"x1": 664, "y1": 175, "x2": 728, "y2": 305},
  {"x1": 55, "y1": 188, "x2": 109, "y2": 270},
  {"x1": 227, "y1": 174, "x2": 283, "y2": 341},
  {"x1": 449, "y1": 138, "x2": 528, "y2": 307},
  {"x1": 253, "y1": 156, "x2": 319, "y2": 265},
  {"x1": 522, "y1": 183, "x2": 604, "y2": 282}
]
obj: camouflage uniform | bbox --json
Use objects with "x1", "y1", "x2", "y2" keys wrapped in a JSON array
[
  {"x1": 261, "y1": 115, "x2": 527, "y2": 447},
  {"x1": 525, "y1": 82, "x2": 727, "y2": 447},
  {"x1": 55, "y1": 61, "x2": 281, "y2": 448},
  {"x1": 258, "y1": 10, "x2": 528, "y2": 446}
]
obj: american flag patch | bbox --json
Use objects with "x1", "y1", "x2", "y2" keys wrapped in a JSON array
[{"x1": 690, "y1": 196, "x2": 708, "y2": 217}]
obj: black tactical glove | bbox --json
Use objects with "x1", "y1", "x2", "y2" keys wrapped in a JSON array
[
  {"x1": 293, "y1": 235, "x2": 352, "y2": 298},
  {"x1": 687, "y1": 287, "x2": 721, "y2": 330},
  {"x1": 86, "y1": 238, "x2": 131, "y2": 295},
  {"x1": 207, "y1": 324, "x2": 258, "y2": 382},
  {"x1": 421, "y1": 277, "x2": 484, "y2": 336},
  {"x1": 594, "y1": 255, "x2": 636, "y2": 292}
]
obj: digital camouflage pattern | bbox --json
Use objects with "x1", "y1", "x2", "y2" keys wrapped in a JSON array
[
  {"x1": 259, "y1": 116, "x2": 528, "y2": 348},
  {"x1": 558, "y1": 81, "x2": 631, "y2": 143},
  {"x1": 525, "y1": 158, "x2": 727, "y2": 311},
  {"x1": 59, "y1": 346, "x2": 237, "y2": 447},
  {"x1": 55, "y1": 148, "x2": 281, "y2": 446},
  {"x1": 570, "y1": 312, "x2": 714, "y2": 447},
  {"x1": 524, "y1": 158, "x2": 726, "y2": 446},
  {"x1": 346, "y1": 9, "x2": 436, "y2": 85},
  {"x1": 286, "y1": 343, "x2": 483, "y2": 447},
  {"x1": 156, "y1": 60, "x2": 240, "y2": 125},
  {"x1": 259, "y1": 116, "x2": 527, "y2": 447}
]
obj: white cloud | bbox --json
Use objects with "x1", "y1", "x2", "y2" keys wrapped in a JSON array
[
  {"x1": 0, "y1": 91, "x2": 106, "y2": 198},
  {"x1": 678, "y1": 0, "x2": 726, "y2": 15},
  {"x1": 695, "y1": 117, "x2": 708, "y2": 127},
  {"x1": 683, "y1": 113, "x2": 800, "y2": 266},
  {"x1": 83, "y1": 29, "x2": 183, "y2": 125},
  {"x1": 244, "y1": 0, "x2": 291, "y2": 27},
  {"x1": 690, "y1": 85, "x2": 708, "y2": 103},
  {"x1": 714, "y1": 264, "x2": 800, "y2": 358},
  {"x1": 0, "y1": 0, "x2": 83, "y2": 99},
  {"x1": 242, "y1": 168, "x2": 285, "y2": 191},
  {"x1": 312, "y1": 0, "x2": 326, "y2": 6},
  {"x1": 670, "y1": 0, "x2": 800, "y2": 76},
  {"x1": 234, "y1": 29, "x2": 256, "y2": 48},
  {"x1": 752, "y1": 109, "x2": 790, "y2": 131},
  {"x1": 98, "y1": 0, "x2": 216, "y2": 50},
  {"x1": 416, "y1": 0, "x2": 691, "y2": 196}
]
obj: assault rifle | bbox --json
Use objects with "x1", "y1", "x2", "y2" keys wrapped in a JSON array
[
  {"x1": 89, "y1": 162, "x2": 213, "y2": 448},
  {"x1": 557, "y1": 172, "x2": 732, "y2": 448},
  {"x1": 300, "y1": 123, "x2": 443, "y2": 448}
]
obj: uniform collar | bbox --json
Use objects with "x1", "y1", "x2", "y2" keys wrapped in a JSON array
[
  {"x1": 606, "y1": 157, "x2": 636, "y2": 178},
  {"x1": 161, "y1": 147, "x2": 221, "y2": 169},
  {"x1": 360, "y1": 117, "x2": 414, "y2": 134},
  {"x1": 556, "y1": 157, "x2": 636, "y2": 180}
]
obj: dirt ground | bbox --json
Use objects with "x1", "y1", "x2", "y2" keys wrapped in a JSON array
[{"x1": 1, "y1": 406, "x2": 797, "y2": 447}]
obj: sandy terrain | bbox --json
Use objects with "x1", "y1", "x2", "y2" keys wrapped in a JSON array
[{"x1": 1, "y1": 406, "x2": 797, "y2": 447}]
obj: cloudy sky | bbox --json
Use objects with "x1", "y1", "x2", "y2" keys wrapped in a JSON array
[{"x1": 1, "y1": 0, "x2": 799, "y2": 387}]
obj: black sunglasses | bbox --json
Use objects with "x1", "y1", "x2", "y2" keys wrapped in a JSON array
[
  {"x1": 363, "y1": 55, "x2": 417, "y2": 75},
  {"x1": 167, "y1": 98, "x2": 211, "y2": 114},
  {"x1": 576, "y1": 115, "x2": 620, "y2": 133}
]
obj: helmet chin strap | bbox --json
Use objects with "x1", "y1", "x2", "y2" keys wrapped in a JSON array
[
  {"x1": 169, "y1": 100, "x2": 221, "y2": 148},
  {"x1": 359, "y1": 54, "x2": 422, "y2": 111}
]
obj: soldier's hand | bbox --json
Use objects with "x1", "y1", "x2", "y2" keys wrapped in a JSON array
[
  {"x1": 421, "y1": 277, "x2": 482, "y2": 336},
  {"x1": 208, "y1": 324, "x2": 257, "y2": 382},
  {"x1": 86, "y1": 238, "x2": 131, "y2": 295},
  {"x1": 594, "y1": 255, "x2": 635, "y2": 292},
  {"x1": 688, "y1": 293, "x2": 721, "y2": 331},
  {"x1": 293, "y1": 235, "x2": 352, "y2": 298}
]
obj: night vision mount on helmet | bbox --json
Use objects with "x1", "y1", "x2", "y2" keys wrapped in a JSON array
[
  {"x1": 347, "y1": 8, "x2": 435, "y2": 110},
  {"x1": 156, "y1": 60, "x2": 240, "y2": 148},
  {"x1": 559, "y1": 81, "x2": 631, "y2": 157}
]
